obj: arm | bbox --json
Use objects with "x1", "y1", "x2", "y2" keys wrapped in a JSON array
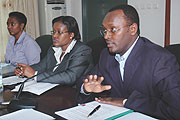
[
  {"x1": 125, "y1": 54, "x2": 180, "y2": 120},
  {"x1": 35, "y1": 45, "x2": 93, "y2": 85},
  {"x1": 24, "y1": 38, "x2": 41, "y2": 65}
]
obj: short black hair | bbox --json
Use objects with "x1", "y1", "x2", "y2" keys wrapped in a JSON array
[
  {"x1": 109, "y1": 4, "x2": 140, "y2": 35},
  {"x1": 52, "y1": 16, "x2": 81, "y2": 41},
  {"x1": 9, "y1": 11, "x2": 27, "y2": 29}
]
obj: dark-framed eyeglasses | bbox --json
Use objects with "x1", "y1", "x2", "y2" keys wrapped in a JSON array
[
  {"x1": 50, "y1": 30, "x2": 69, "y2": 36},
  {"x1": 99, "y1": 25, "x2": 130, "y2": 37}
]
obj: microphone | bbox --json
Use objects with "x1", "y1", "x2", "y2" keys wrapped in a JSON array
[
  {"x1": 7, "y1": 51, "x2": 91, "y2": 111},
  {"x1": 7, "y1": 74, "x2": 39, "y2": 111}
]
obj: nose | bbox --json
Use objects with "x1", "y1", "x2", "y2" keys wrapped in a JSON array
[
  {"x1": 104, "y1": 31, "x2": 111, "y2": 40},
  {"x1": 52, "y1": 32, "x2": 59, "y2": 39},
  {"x1": 7, "y1": 24, "x2": 11, "y2": 29}
]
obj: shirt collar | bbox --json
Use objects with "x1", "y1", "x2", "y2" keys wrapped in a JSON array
[
  {"x1": 16, "y1": 31, "x2": 26, "y2": 44},
  {"x1": 53, "y1": 39, "x2": 76, "y2": 54},
  {"x1": 52, "y1": 39, "x2": 77, "y2": 63},
  {"x1": 115, "y1": 36, "x2": 139, "y2": 62}
]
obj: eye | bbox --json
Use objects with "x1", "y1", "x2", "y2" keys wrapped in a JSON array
[
  {"x1": 50, "y1": 30, "x2": 56, "y2": 35},
  {"x1": 111, "y1": 27, "x2": 119, "y2": 33},
  {"x1": 57, "y1": 31, "x2": 62, "y2": 34}
]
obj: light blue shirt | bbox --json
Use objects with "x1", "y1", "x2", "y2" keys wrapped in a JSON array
[
  {"x1": 5, "y1": 31, "x2": 41, "y2": 66},
  {"x1": 115, "y1": 36, "x2": 139, "y2": 80}
]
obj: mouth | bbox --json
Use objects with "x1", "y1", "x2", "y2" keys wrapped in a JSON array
[
  {"x1": 53, "y1": 39, "x2": 59, "y2": 43},
  {"x1": 106, "y1": 40, "x2": 114, "y2": 48},
  {"x1": 8, "y1": 30, "x2": 13, "y2": 34}
]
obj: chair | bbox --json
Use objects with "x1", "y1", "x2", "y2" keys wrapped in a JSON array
[
  {"x1": 86, "y1": 37, "x2": 106, "y2": 65},
  {"x1": 35, "y1": 35, "x2": 53, "y2": 60},
  {"x1": 165, "y1": 44, "x2": 180, "y2": 66}
]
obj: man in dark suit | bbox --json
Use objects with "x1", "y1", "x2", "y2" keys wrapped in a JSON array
[{"x1": 78, "y1": 5, "x2": 180, "y2": 120}]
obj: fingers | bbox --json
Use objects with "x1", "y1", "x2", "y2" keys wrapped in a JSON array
[
  {"x1": 14, "y1": 68, "x2": 22, "y2": 76},
  {"x1": 84, "y1": 75, "x2": 104, "y2": 83},
  {"x1": 101, "y1": 85, "x2": 111, "y2": 91}
]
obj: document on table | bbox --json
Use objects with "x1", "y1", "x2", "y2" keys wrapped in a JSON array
[
  {"x1": 3, "y1": 76, "x2": 58, "y2": 95},
  {"x1": 55, "y1": 101, "x2": 132, "y2": 120},
  {"x1": 3, "y1": 76, "x2": 26, "y2": 85},
  {"x1": 1, "y1": 62, "x2": 15, "y2": 75},
  {"x1": 116, "y1": 112, "x2": 158, "y2": 120},
  {"x1": 1, "y1": 62, "x2": 11, "y2": 67},
  {"x1": 0, "y1": 109, "x2": 55, "y2": 120},
  {"x1": 12, "y1": 80, "x2": 58, "y2": 95}
]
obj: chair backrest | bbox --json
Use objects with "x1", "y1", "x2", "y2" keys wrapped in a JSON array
[
  {"x1": 86, "y1": 37, "x2": 106, "y2": 65},
  {"x1": 165, "y1": 44, "x2": 180, "y2": 66},
  {"x1": 35, "y1": 35, "x2": 53, "y2": 60}
]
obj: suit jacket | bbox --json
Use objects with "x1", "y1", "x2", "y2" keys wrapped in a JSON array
[
  {"x1": 78, "y1": 37, "x2": 180, "y2": 120},
  {"x1": 31, "y1": 41, "x2": 94, "y2": 86}
]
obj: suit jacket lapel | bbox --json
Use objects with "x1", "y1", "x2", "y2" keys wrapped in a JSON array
[
  {"x1": 124, "y1": 38, "x2": 144, "y2": 86},
  {"x1": 54, "y1": 41, "x2": 80, "y2": 72}
]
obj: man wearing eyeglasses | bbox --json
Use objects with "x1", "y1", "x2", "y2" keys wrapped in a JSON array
[{"x1": 78, "y1": 4, "x2": 180, "y2": 120}]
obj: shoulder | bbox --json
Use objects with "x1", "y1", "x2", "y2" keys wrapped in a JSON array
[
  {"x1": 73, "y1": 41, "x2": 92, "y2": 52},
  {"x1": 137, "y1": 37, "x2": 177, "y2": 66},
  {"x1": 138, "y1": 37, "x2": 171, "y2": 57}
]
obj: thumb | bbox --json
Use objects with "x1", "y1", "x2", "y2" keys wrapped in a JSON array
[{"x1": 102, "y1": 85, "x2": 111, "y2": 91}]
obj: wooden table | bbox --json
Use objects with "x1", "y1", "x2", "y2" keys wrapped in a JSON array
[{"x1": 0, "y1": 85, "x2": 78, "y2": 119}]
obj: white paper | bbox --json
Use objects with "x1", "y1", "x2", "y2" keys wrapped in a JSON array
[
  {"x1": 116, "y1": 112, "x2": 158, "y2": 120},
  {"x1": 55, "y1": 101, "x2": 130, "y2": 120},
  {"x1": 12, "y1": 80, "x2": 58, "y2": 95},
  {"x1": 1, "y1": 63, "x2": 15, "y2": 75},
  {"x1": 3, "y1": 76, "x2": 26, "y2": 85},
  {"x1": 1, "y1": 63, "x2": 11, "y2": 68},
  {"x1": 0, "y1": 109, "x2": 55, "y2": 120}
]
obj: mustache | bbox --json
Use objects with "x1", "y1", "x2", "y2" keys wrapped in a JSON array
[
  {"x1": 53, "y1": 39, "x2": 59, "y2": 42},
  {"x1": 105, "y1": 39, "x2": 114, "y2": 44}
]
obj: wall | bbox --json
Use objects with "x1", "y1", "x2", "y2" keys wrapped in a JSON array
[
  {"x1": 170, "y1": 0, "x2": 180, "y2": 45},
  {"x1": 128, "y1": 0, "x2": 166, "y2": 46},
  {"x1": 39, "y1": 0, "x2": 180, "y2": 45},
  {"x1": 66, "y1": 0, "x2": 82, "y2": 40}
]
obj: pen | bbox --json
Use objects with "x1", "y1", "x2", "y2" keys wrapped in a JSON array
[{"x1": 87, "y1": 105, "x2": 101, "y2": 117}]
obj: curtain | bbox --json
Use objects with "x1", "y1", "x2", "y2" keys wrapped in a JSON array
[
  {"x1": 0, "y1": 0, "x2": 40, "y2": 62},
  {"x1": 0, "y1": 0, "x2": 12, "y2": 62}
]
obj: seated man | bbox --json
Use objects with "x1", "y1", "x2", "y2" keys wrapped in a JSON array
[
  {"x1": 15, "y1": 16, "x2": 94, "y2": 85},
  {"x1": 78, "y1": 5, "x2": 180, "y2": 120}
]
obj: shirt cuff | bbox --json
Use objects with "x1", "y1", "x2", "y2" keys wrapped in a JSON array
[
  {"x1": 80, "y1": 83, "x2": 90, "y2": 95},
  {"x1": 123, "y1": 99, "x2": 127, "y2": 105},
  {"x1": 34, "y1": 71, "x2": 38, "y2": 82}
]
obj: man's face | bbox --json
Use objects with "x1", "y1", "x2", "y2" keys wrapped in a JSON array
[{"x1": 102, "y1": 10, "x2": 136, "y2": 55}]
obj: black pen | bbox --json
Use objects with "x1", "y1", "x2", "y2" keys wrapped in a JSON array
[{"x1": 88, "y1": 105, "x2": 101, "y2": 117}]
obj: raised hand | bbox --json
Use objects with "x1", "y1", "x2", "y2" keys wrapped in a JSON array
[{"x1": 83, "y1": 75, "x2": 111, "y2": 93}]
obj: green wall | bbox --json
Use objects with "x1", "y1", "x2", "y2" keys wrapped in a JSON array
[{"x1": 82, "y1": 0, "x2": 127, "y2": 42}]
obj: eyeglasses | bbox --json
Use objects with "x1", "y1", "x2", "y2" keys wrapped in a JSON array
[
  {"x1": 50, "y1": 30, "x2": 69, "y2": 36},
  {"x1": 99, "y1": 25, "x2": 130, "y2": 37}
]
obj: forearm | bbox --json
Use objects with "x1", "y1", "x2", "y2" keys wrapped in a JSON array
[{"x1": 125, "y1": 89, "x2": 180, "y2": 120}]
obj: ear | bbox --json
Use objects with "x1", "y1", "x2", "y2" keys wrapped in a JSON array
[
  {"x1": 20, "y1": 23, "x2": 25, "y2": 30},
  {"x1": 129, "y1": 23, "x2": 138, "y2": 35},
  {"x1": 70, "y1": 32, "x2": 74, "y2": 38}
]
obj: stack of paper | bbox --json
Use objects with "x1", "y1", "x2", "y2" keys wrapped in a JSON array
[
  {"x1": 55, "y1": 101, "x2": 132, "y2": 120},
  {"x1": 0, "y1": 109, "x2": 55, "y2": 120},
  {"x1": 55, "y1": 101, "x2": 158, "y2": 120},
  {"x1": 3, "y1": 76, "x2": 58, "y2": 95}
]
